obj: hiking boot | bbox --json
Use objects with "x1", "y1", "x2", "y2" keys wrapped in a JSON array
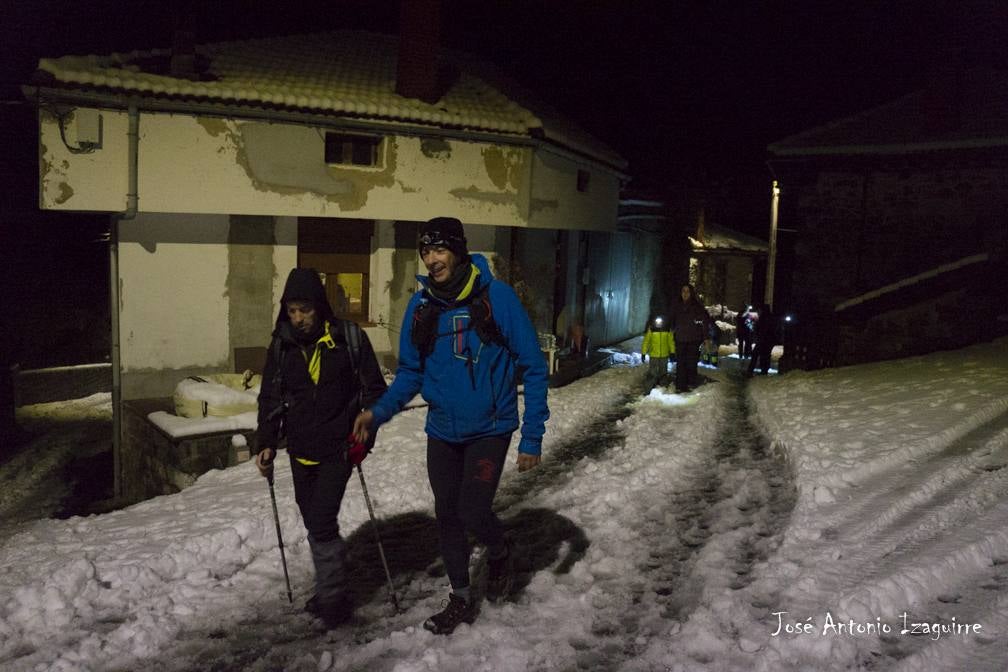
[
  {"x1": 485, "y1": 542, "x2": 514, "y2": 603},
  {"x1": 307, "y1": 594, "x2": 354, "y2": 629},
  {"x1": 423, "y1": 593, "x2": 477, "y2": 635}
]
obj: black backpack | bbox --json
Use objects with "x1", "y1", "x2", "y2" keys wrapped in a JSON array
[{"x1": 411, "y1": 283, "x2": 507, "y2": 372}]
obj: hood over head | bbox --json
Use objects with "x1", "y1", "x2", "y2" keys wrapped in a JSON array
[{"x1": 276, "y1": 268, "x2": 336, "y2": 326}]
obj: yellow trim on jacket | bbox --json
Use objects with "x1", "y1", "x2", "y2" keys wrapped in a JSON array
[{"x1": 295, "y1": 321, "x2": 336, "y2": 466}]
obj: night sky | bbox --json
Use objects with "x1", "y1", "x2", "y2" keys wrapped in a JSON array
[{"x1": 1, "y1": 0, "x2": 1006, "y2": 364}]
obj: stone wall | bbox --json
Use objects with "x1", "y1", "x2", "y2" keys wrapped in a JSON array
[
  {"x1": 790, "y1": 161, "x2": 1008, "y2": 313},
  {"x1": 14, "y1": 363, "x2": 112, "y2": 407},
  {"x1": 120, "y1": 398, "x2": 255, "y2": 504}
]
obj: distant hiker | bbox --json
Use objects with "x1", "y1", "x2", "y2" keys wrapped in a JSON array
[
  {"x1": 352, "y1": 217, "x2": 549, "y2": 635},
  {"x1": 736, "y1": 306, "x2": 754, "y2": 358},
  {"x1": 669, "y1": 284, "x2": 713, "y2": 393},
  {"x1": 704, "y1": 311, "x2": 722, "y2": 367},
  {"x1": 569, "y1": 322, "x2": 589, "y2": 360},
  {"x1": 254, "y1": 268, "x2": 387, "y2": 628},
  {"x1": 641, "y1": 314, "x2": 674, "y2": 383},
  {"x1": 748, "y1": 303, "x2": 778, "y2": 375}
]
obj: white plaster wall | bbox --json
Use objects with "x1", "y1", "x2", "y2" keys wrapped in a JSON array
[
  {"x1": 40, "y1": 108, "x2": 620, "y2": 233},
  {"x1": 118, "y1": 214, "x2": 230, "y2": 372},
  {"x1": 366, "y1": 219, "x2": 396, "y2": 355},
  {"x1": 528, "y1": 148, "x2": 621, "y2": 232},
  {"x1": 271, "y1": 217, "x2": 298, "y2": 313},
  {"x1": 39, "y1": 107, "x2": 129, "y2": 211},
  {"x1": 39, "y1": 108, "x2": 534, "y2": 225}
]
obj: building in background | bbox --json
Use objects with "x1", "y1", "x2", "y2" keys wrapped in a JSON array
[
  {"x1": 688, "y1": 214, "x2": 767, "y2": 313},
  {"x1": 23, "y1": 26, "x2": 670, "y2": 500},
  {"x1": 768, "y1": 67, "x2": 1008, "y2": 368}
]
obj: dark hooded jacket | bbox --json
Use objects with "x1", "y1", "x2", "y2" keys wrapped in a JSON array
[
  {"x1": 669, "y1": 286, "x2": 714, "y2": 344},
  {"x1": 256, "y1": 268, "x2": 387, "y2": 462}
]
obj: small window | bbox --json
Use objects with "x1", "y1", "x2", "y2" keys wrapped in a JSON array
[
  {"x1": 577, "y1": 169, "x2": 590, "y2": 192},
  {"x1": 325, "y1": 132, "x2": 382, "y2": 167}
]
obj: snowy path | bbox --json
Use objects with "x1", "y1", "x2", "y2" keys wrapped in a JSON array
[
  {"x1": 2, "y1": 360, "x2": 802, "y2": 672},
  {"x1": 766, "y1": 408, "x2": 1008, "y2": 671},
  {"x1": 6, "y1": 339, "x2": 1006, "y2": 671}
]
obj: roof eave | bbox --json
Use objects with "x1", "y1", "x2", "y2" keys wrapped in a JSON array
[
  {"x1": 22, "y1": 83, "x2": 540, "y2": 147},
  {"x1": 769, "y1": 137, "x2": 1008, "y2": 157}
]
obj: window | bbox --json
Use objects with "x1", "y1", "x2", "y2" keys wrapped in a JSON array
[
  {"x1": 577, "y1": 169, "x2": 590, "y2": 192},
  {"x1": 324, "y1": 132, "x2": 383, "y2": 167}
]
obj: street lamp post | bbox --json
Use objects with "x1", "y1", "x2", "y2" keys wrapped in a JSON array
[{"x1": 765, "y1": 180, "x2": 780, "y2": 310}]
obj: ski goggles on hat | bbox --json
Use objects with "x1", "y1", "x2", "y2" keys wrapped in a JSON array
[{"x1": 418, "y1": 230, "x2": 463, "y2": 249}]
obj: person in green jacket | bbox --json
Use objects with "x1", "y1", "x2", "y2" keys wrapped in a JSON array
[{"x1": 642, "y1": 315, "x2": 674, "y2": 384}]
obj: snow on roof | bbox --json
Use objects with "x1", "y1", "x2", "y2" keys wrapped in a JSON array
[
  {"x1": 34, "y1": 31, "x2": 624, "y2": 168},
  {"x1": 690, "y1": 222, "x2": 767, "y2": 254},
  {"x1": 768, "y1": 68, "x2": 1008, "y2": 156}
]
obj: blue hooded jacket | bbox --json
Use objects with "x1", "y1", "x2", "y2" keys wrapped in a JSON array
[{"x1": 369, "y1": 253, "x2": 549, "y2": 455}]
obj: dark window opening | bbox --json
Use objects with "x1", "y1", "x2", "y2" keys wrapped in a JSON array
[
  {"x1": 324, "y1": 133, "x2": 382, "y2": 167},
  {"x1": 577, "y1": 169, "x2": 590, "y2": 192}
]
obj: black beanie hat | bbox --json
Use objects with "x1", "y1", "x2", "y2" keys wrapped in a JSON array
[{"x1": 418, "y1": 217, "x2": 468, "y2": 258}]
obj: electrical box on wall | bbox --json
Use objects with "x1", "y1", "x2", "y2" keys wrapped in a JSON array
[{"x1": 74, "y1": 108, "x2": 102, "y2": 148}]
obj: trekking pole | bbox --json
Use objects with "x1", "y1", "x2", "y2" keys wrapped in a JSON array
[
  {"x1": 266, "y1": 472, "x2": 294, "y2": 604},
  {"x1": 356, "y1": 464, "x2": 401, "y2": 613}
]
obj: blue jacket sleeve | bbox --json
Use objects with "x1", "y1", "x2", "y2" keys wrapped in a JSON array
[
  {"x1": 493, "y1": 282, "x2": 550, "y2": 455},
  {"x1": 369, "y1": 296, "x2": 424, "y2": 426}
]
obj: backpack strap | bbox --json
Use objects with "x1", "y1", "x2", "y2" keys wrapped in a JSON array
[
  {"x1": 469, "y1": 283, "x2": 509, "y2": 351},
  {"x1": 339, "y1": 319, "x2": 365, "y2": 420},
  {"x1": 340, "y1": 318, "x2": 362, "y2": 380},
  {"x1": 411, "y1": 298, "x2": 442, "y2": 373},
  {"x1": 263, "y1": 334, "x2": 290, "y2": 424}
]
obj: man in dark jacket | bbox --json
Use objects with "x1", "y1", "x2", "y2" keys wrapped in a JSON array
[
  {"x1": 748, "y1": 303, "x2": 778, "y2": 375},
  {"x1": 254, "y1": 268, "x2": 387, "y2": 628},
  {"x1": 669, "y1": 284, "x2": 713, "y2": 393},
  {"x1": 736, "y1": 306, "x2": 754, "y2": 358},
  {"x1": 353, "y1": 217, "x2": 549, "y2": 635}
]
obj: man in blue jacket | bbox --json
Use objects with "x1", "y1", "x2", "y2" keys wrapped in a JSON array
[{"x1": 353, "y1": 217, "x2": 549, "y2": 635}]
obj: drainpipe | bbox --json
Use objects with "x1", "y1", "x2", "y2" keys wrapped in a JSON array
[{"x1": 111, "y1": 103, "x2": 139, "y2": 498}]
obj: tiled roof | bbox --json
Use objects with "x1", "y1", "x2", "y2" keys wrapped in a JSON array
[
  {"x1": 35, "y1": 30, "x2": 625, "y2": 168},
  {"x1": 690, "y1": 222, "x2": 767, "y2": 254},
  {"x1": 769, "y1": 68, "x2": 1008, "y2": 156}
]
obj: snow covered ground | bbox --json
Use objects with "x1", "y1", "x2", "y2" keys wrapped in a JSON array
[{"x1": 1, "y1": 338, "x2": 1007, "y2": 671}]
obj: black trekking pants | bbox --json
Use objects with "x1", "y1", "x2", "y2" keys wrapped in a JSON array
[
  {"x1": 290, "y1": 456, "x2": 353, "y2": 603},
  {"x1": 674, "y1": 339, "x2": 701, "y2": 391},
  {"x1": 427, "y1": 433, "x2": 511, "y2": 590}
]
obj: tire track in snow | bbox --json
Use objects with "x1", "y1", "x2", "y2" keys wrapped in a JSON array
[
  {"x1": 801, "y1": 411, "x2": 1008, "y2": 671},
  {"x1": 538, "y1": 373, "x2": 797, "y2": 671}
]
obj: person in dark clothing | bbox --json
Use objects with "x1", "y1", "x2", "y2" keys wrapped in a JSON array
[
  {"x1": 736, "y1": 306, "x2": 754, "y2": 358},
  {"x1": 669, "y1": 284, "x2": 713, "y2": 393},
  {"x1": 748, "y1": 303, "x2": 778, "y2": 375},
  {"x1": 254, "y1": 268, "x2": 387, "y2": 628},
  {"x1": 353, "y1": 217, "x2": 549, "y2": 635}
]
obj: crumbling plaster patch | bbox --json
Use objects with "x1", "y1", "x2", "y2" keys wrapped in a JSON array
[
  {"x1": 222, "y1": 122, "x2": 398, "y2": 211},
  {"x1": 482, "y1": 145, "x2": 527, "y2": 192}
]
